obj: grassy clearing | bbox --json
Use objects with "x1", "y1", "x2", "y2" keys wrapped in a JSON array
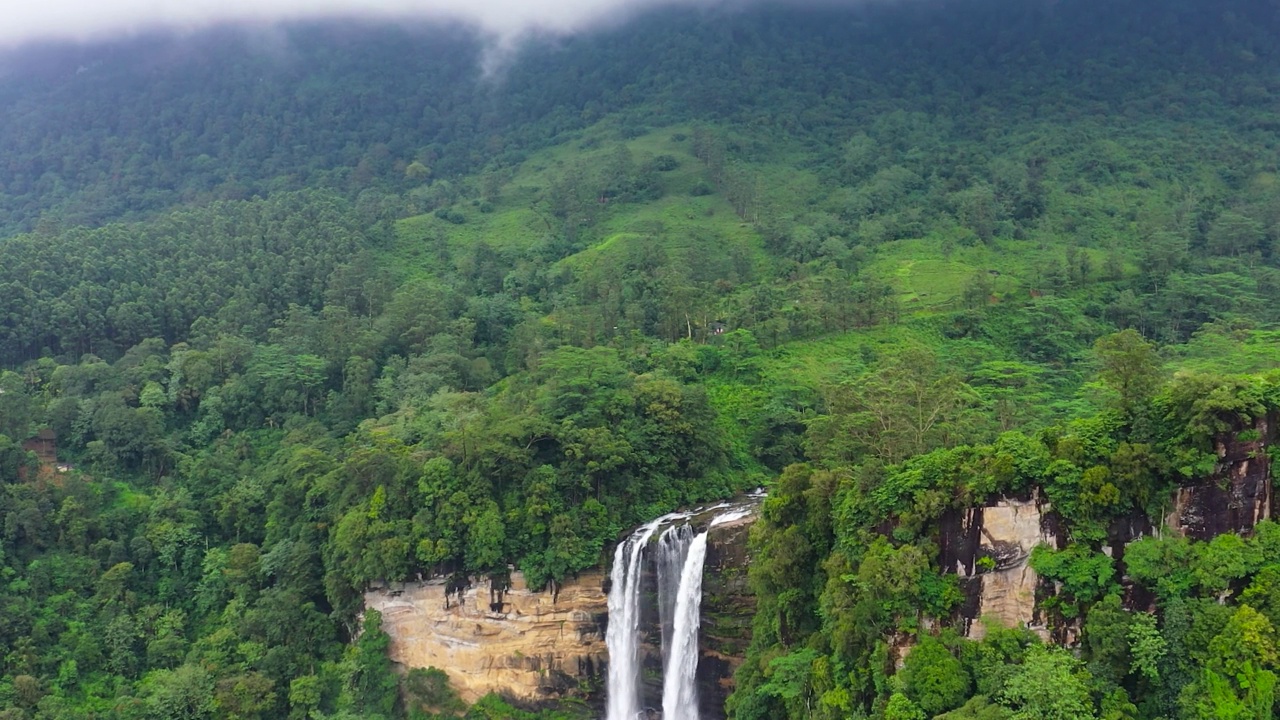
[{"x1": 388, "y1": 122, "x2": 786, "y2": 289}]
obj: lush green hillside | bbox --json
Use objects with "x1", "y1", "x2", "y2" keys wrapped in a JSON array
[{"x1": 4, "y1": 1, "x2": 1280, "y2": 718}]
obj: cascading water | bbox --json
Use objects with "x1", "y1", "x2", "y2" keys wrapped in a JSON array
[
  {"x1": 606, "y1": 504, "x2": 756, "y2": 720},
  {"x1": 660, "y1": 528, "x2": 708, "y2": 720},
  {"x1": 656, "y1": 524, "x2": 693, "y2": 668},
  {"x1": 661, "y1": 509, "x2": 752, "y2": 720},
  {"x1": 605, "y1": 518, "x2": 662, "y2": 720}
]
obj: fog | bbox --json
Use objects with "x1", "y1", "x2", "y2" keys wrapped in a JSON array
[{"x1": 0, "y1": 0, "x2": 761, "y2": 47}]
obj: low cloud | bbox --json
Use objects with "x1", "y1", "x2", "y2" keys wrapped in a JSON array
[{"x1": 0, "y1": 0, "x2": 740, "y2": 47}]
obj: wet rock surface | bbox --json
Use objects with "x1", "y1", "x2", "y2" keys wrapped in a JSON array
[
  {"x1": 1166, "y1": 414, "x2": 1274, "y2": 540},
  {"x1": 697, "y1": 511, "x2": 757, "y2": 720}
]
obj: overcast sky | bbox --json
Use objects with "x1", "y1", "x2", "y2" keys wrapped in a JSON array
[{"x1": 0, "y1": 0, "x2": 748, "y2": 47}]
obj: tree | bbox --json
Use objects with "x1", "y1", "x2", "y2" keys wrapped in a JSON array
[
  {"x1": 140, "y1": 664, "x2": 216, "y2": 720},
  {"x1": 0, "y1": 434, "x2": 29, "y2": 481},
  {"x1": 900, "y1": 634, "x2": 971, "y2": 716},
  {"x1": 1241, "y1": 565, "x2": 1280, "y2": 628},
  {"x1": 759, "y1": 649, "x2": 820, "y2": 718},
  {"x1": 1127, "y1": 612, "x2": 1167, "y2": 683},
  {"x1": 464, "y1": 500, "x2": 506, "y2": 571},
  {"x1": 345, "y1": 611, "x2": 400, "y2": 717},
  {"x1": 1179, "y1": 606, "x2": 1278, "y2": 720},
  {"x1": 1208, "y1": 605, "x2": 1279, "y2": 680},
  {"x1": 1194, "y1": 533, "x2": 1260, "y2": 600},
  {"x1": 885, "y1": 692, "x2": 928, "y2": 720},
  {"x1": 953, "y1": 182, "x2": 1001, "y2": 242},
  {"x1": 1185, "y1": 665, "x2": 1276, "y2": 720},
  {"x1": 1083, "y1": 594, "x2": 1132, "y2": 683},
  {"x1": 12, "y1": 674, "x2": 42, "y2": 711},
  {"x1": 1124, "y1": 535, "x2": 1197, "y2": 601},
  {"x1": 1093, "y1": 330, "x2": 1161, "y2": 433},
  {"x1": 288, "y1": 676, "x2": 322, "y2": 720},
  {"x1": 1028, "y1": 544, "x2": 1116, "y2": 612},
  {"x1": 0, "y1": 372, "x2": 37, "y2": 440},
  {"x1": 937, "y1": 696, "x2": 1014, "y2": 719},
  {"x1": 1206, "y1": 211, "x2": 1266, "y2": 258},
  {"x1": 1139, "y1": 231, "x2": 1188, "y2": 291},
  {"x1": 404, "y1": 161, "x2": 431, "y2": 181},
  {"x1": 1000, "y1": 646, "x2": 1097, "y2": 720},
  {"x1": 403, "y1": 667, "x2": 464, "y2": 714},
  {"x1": 809, "y1": 344, "x2": 974, "y2": 464},
  {"x1": 214, "y1": 673, "x2": 277, "y2": 720}
]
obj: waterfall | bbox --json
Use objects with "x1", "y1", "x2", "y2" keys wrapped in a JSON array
[
  {"x1": 607, "y1": 513, "x2": 686, "y2": 720},
  {"x1": 661, "y1": 528, "x2": 708, "y2": 720},
  {"x1": 606, "y1": 505, "x2": 755, "y2": 720},
  {"x1": 656, "y1": 524, "x2": 693, "y2": 668},
  {"x1": 661, "y1": 509, "x2": 751, "y2": 720},
  {"x1": 606, "y1": 519, "x2": 660, "y2": 720}
]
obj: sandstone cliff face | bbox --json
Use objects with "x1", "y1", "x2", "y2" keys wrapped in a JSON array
[
  {"x1": 366, "y1": 507, "x2": 760, "y2": 716},
  {"x1": 365, "y1": 571, "x2": 608, "y2": 706},
  {"x1": 940, "y1": 493, "x2": 1060, "y2": 640}
]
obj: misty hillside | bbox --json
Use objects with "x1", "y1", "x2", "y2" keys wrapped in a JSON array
[
  {"x1": 1, "y1": 0, "x2": 1278, "y2": 233},
  {"x1": 4, "y1": 1, "x2": 1280, "y2": 719}
]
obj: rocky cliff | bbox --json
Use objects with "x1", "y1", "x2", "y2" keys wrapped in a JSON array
[
  {"x1": 697, "y1": 513, "x2": 756, "y2": 719},
  {"x1": 366, "y1": 508, "x2": 760, "y2": 715},
  {"x1": 1165, "y1": 413, "x2": 1274, "y2": 541},
  {"x1": 940, "y1": 493, "x2": 1061, "y2": 641},
  {"x1": 367, "y1": 417, "x2": 1275, "y2": 714},
  {"x1": 940, "y1": 418, "x2": 1274, "y2": 639},
  {"x1": 365, "y1": 571, "x2": 609, "y2": 707}
]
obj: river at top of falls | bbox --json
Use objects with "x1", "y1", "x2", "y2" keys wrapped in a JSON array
[{"x1": 605, "y1": 502, "x2": 758, "y2": 720}]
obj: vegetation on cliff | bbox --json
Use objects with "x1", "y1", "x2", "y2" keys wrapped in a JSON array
[
  {"x1": 735, "y1": 345, "x2": 1280, "y2": 720},
  {"x1": 2, "y1": 0, "x2": 1280, "y2": 718}
]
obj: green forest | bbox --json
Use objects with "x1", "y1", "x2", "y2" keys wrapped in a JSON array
[{"x1": 3, "y1": 0, "x2": 1280, "y2": 718}]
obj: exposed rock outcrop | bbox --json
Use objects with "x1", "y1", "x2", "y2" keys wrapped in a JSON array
[
  {"x1": 941, "y1": 493, "x2": 1060, "y2": 640},
  {"x1": 366, "y1": 504, "x2": 761, "y2": 716},
  {"x1": 365, "y1": 571, "x2": 608, "y2": 706},
  {"x1": 1166, "y1": 414, "x2": 1274, "y2": 540},
  {"x1": 941, "y1": 420, "x2": 1275, "y2": 641}
]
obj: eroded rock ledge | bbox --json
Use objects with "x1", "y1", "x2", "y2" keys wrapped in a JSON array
[
  {"x1": 365, "y1": 570, "x2": 609, "y2": 706},
  {"x1": 364, "y1": 510, "x2": 760, "y2": 714},
  {"x1": 940, "y1": 416, "x2": 1275, "y2": 640}
]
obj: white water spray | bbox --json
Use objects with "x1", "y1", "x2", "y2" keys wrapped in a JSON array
[
  {"x1": 661, "y1": 528, "x2": 708, "y2": 720},
  {"x1": 605, "y1": 520, "x2": 658, "y2": 720},
  {"x1": 606, "y1": 505, "x2": 756, "y2": 720},
  {"x1": 606, "y1": 512, "x2": 687, "y2": 720},
  {"x1": 656, "y1": 524, "x2": 693, "y2": 668},
  {"x1": 661, "y1": 509, "x2": 752, "y2": 720}
]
